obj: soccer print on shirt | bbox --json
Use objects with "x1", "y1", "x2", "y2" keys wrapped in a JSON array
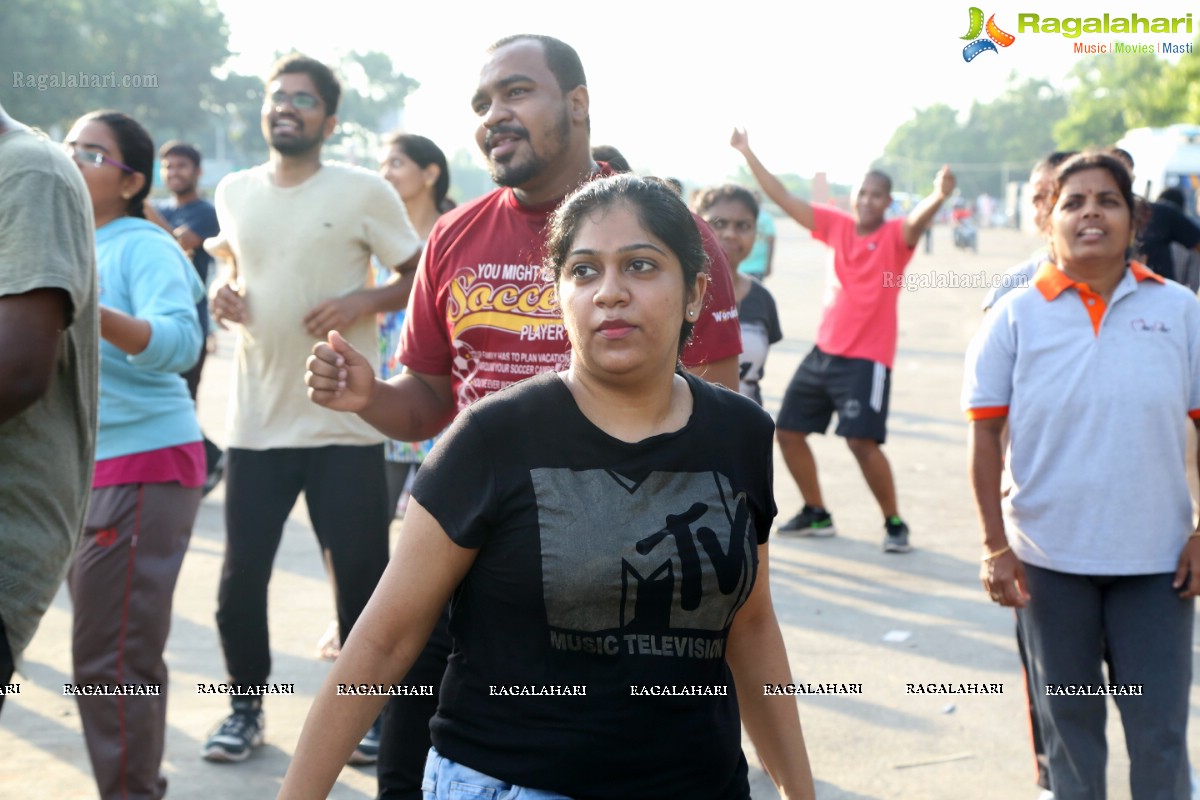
[
  {"x1": 446, "y1": 263, "x2": 567, "y2": 408},
  {"x1": 533, "y1": 469, "x2": 756, "y2": 660}
]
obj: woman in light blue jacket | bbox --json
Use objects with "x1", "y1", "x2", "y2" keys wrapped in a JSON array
[{"x1": 63, "y1": 109, "x2": 204, "y2": 800}]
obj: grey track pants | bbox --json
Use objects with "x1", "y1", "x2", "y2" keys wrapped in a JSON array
[
  {"x1": 69, "y1": 482, "x2": 200, "y2": 800},
  {"x1": 1017, "y1": 562, "x2": 1193, "y2": 800}
]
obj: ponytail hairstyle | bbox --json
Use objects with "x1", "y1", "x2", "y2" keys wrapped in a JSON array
[{"x1": 386, "y1": 132, "x2": 455, "y2": 213}]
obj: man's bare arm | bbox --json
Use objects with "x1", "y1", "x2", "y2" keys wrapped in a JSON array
[
  {"x1": 374, "y1": 250, "x2": 421, "y2": 312},
  {"x1": 144, "y1": 202, "x2": 173, "y2": 235},
  {"x1": 730, "y1": 128, "x2": 815, "y2": 231},
  {"x1": 306, "y1": 331, "x2": 456, "y2": 442},
  {"x1": 205, "y1": 237, "x2": 246, "y2": 330},
  {"x1": 902, "y1": 166, "x2": 956, "y2": 248},
  {"x1": 304, "y1": 250, "x2": 422, "y2": 337},
  {"x1": 0, "y1": 288, "x2": 68, "y2": 424},
  {"x1": 762, "y1": 234, "x2": 776, "y2": 279},
  {"x1": 363, "y1": 371, "x2": 456, "y2": 443}
]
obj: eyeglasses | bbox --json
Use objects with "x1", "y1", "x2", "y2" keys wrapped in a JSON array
[
  {"x1": 265, "y1": 90, "x2": 320, "y2": 111},
  {"x1": 63, "y1": 143, "x2": 135, "y2": 173}
]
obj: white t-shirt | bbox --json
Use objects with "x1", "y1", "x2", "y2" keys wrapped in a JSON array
[{"x1": 215, "y1": 162, "x2": 420, "y2": 449}]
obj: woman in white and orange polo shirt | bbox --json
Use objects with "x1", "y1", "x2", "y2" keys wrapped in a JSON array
[{"x1": 964, "y1": 150, "x2": 1200, "y2": 800}]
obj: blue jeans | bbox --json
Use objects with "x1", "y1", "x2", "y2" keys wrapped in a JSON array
[{"x1": 421, "y1": 748, "x2": 573, "y2": 799}]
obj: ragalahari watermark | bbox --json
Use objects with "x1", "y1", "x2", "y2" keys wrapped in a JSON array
[
  {"x1": 884, "y1": 270, "x2": 1029, "y2": 293},
  {"x1": 12, "y1": 71, "x2": 159, "y2": 91}
]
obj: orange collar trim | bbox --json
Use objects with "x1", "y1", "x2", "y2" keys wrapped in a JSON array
[
  {"x1": 1129, "y1": 261, "x2": 1166, "y2": 284},
  {"x1": 1033, "y1": 260, "x2": 1161, "y2": 301},
  {"x1": 1033, "y1": 261, "x2": 1073, "y2": 301}
]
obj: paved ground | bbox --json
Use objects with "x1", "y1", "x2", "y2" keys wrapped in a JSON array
[{"x1": 2, "y1": 219, "x2": 1195, "y2": 799}]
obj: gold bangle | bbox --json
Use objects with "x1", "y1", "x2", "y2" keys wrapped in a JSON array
[{"x1": 981, "y1": 545, "x2": 1011, "y2": 561}]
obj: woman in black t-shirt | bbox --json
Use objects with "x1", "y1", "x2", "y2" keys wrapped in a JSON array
[{"x1": 284, "y1": 175, "x2": 815, "y2": 800}]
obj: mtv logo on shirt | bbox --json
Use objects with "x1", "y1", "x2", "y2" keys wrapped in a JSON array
[{"x1": 534, "y1": 469, "x2": 756, "y2": 659}]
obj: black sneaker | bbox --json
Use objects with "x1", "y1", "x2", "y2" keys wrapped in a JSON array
[
  {"x1": 348, "y1": 715, "x2": 382, "y2": 766},
  {"x1": 776, "y1": 505, "x2": 836, "y2": 537},
  {"x1": 202, "y1": 698, "x2": 263, "y2": 762},
  {"x1": 883, "y1": 517, "x2": 912, "y2": 553}
]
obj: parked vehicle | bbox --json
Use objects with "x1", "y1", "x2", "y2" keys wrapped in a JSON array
[{"x1": 1116, "y1": 125, "x2": 1200, "y2": 219}]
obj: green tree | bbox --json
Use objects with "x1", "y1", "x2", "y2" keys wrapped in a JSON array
[
  {"x1": 730, "y1": 165, "x2": 812, "y2": 199},
  {"x1": 201, "y1": 70, "x2": 268, "y2": 169},
  {"x1": 1159, "y1": 36, "x2": 1200, "y2": 125},
  {"x1": 324, "y1": 50, "x2": 420, "y2": 167},
  {"x1": 2, "y1": 0, "x2": 92, "y2": 128},
  {"x1": 878, "y1": 76, "x2": 1067, "y2": 199},
  {"x1": 959, "y1": 76, "x2": 1067, "y2": 195},
  {"x1": 964, "y1": 78, "x2": 1066, "y2": 166},
  {"x1": 336, "y1": 51, "x2": 420, "y2": 132},
  {"x1": 877, "y1": 103, "x2": 970, "y2": 196},
  {"x1": 2, "y1": 0, "x2": 230, "y2": 138},
  {"x1": 3, "y1": 5, "x2": 420, "y2": 174},
  {"x1": 1054, "y1": 54, "x2": 1181, "y2": 150}
]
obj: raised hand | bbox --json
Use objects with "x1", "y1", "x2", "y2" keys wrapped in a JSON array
[
  {"x1": 730, "y1": 127, "x2": 751, "y2": 155},
  {"x1": 934, "y1": 165, "x2": 957, "y2": 200}
]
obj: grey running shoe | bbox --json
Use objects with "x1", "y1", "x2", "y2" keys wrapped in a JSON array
[
  {"x1": 777, "y1": 505, "x2": 836, "y2": 537},
  {"x1": 883, "y1": 517, "x2": 912, "y2": 553}
]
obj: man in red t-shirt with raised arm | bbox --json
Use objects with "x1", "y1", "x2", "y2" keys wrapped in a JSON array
[
  {"x1": 732, "y1": 128, "x2": 954, "y2": 554},
  {"x1": 306, "y1": 34, "x2": 742, "y2": 798}
]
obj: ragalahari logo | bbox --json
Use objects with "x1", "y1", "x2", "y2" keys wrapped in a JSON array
[{"x1": 962, "y1": 7, "x2": 1016, "y2": 61}]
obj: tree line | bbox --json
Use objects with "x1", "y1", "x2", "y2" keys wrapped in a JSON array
[
  {"x1": 1, "y1": 0, "x2": 464, "y2": 189},
  {"x1": 876, "y1": 44, "x2": 1200, "y2": 199},
  {"x1": 11, "y1": 1, "x2": 1193, "y2": 203}
]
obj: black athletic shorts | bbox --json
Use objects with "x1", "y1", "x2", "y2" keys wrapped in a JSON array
[{"x1": 777, "y1": 346, "x2": 891, "y2": 443}]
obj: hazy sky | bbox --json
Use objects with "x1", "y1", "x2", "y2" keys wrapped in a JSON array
[{"x1": 215, "y1": 0, "x2": 1197, "y2": 184}]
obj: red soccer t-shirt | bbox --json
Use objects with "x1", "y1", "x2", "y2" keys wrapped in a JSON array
[
  {"x1": 400, "y1": 179, "x2": 742, "y2": 411},
  {"x1": 811, "y1": 205, "x2": 915, "y2": 368}
]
